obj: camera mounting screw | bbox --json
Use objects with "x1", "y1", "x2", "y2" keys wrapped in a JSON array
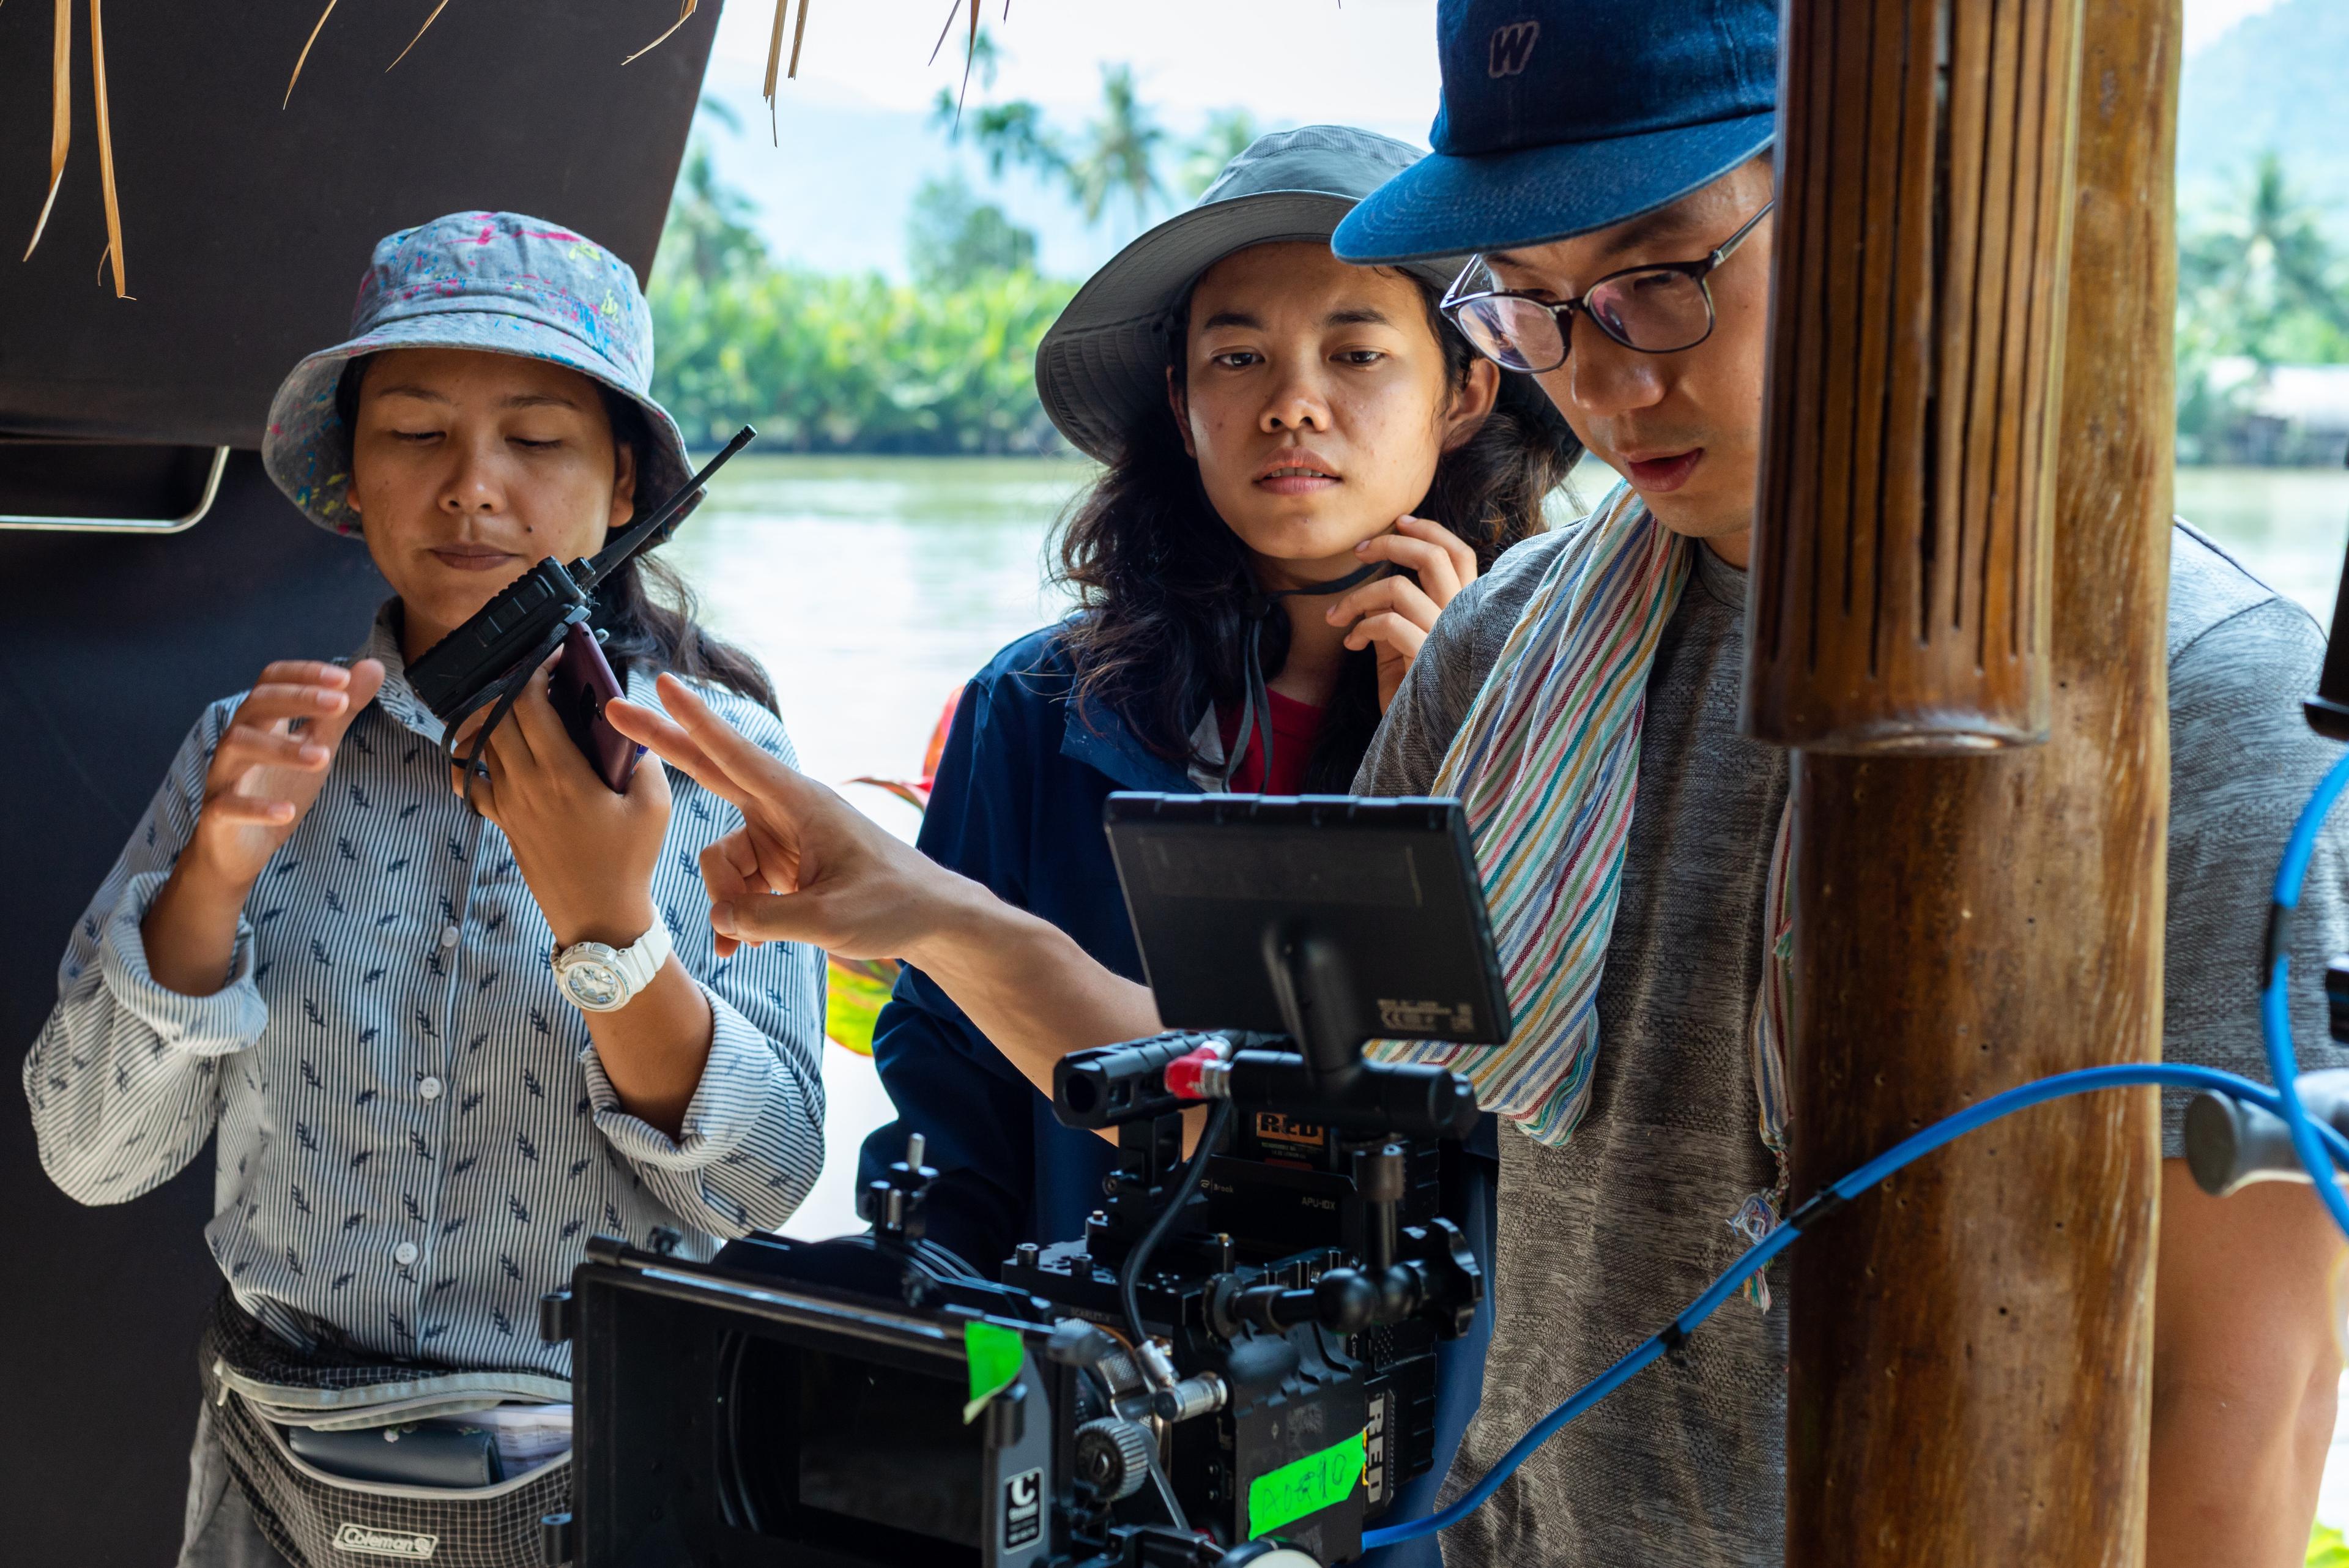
[{"x1": 858, "y1": 1132, "x2": 938, "y2": 1242}]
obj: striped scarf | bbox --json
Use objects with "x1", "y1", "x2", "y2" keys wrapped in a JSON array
[{"x1": 1371, "y1": 485, "x2": 1795, "y2": 1304}]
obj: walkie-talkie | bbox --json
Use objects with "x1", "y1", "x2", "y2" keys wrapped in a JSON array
[{"x1": 407, "y1": 425, "x2": 755, "y2": 800}]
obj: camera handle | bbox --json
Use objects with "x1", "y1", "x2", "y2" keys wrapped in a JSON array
[{"x1": 1206, "y1": 1214, "x2": 1483, "y2": 1343}]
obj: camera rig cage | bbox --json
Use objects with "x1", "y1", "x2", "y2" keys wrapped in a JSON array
[{"x1": 544, "y1": 794, "x2": 1507, "y2": 1568}]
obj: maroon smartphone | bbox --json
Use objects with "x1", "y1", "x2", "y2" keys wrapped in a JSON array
[{"x1": 549, "y1": 620, "x2": 643, "y2": 792}]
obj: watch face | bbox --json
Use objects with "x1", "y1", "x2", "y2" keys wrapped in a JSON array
[{"x1": 562, "y1": 956, "x2": 626, "y2": 1011}]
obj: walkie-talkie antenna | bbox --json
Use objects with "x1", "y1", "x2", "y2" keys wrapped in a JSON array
[{"x1": 577, "y1": 424, "x2": 755, "y2": 591}]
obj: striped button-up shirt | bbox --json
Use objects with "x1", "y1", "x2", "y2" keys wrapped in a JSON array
[{"x1": 23, "y1": 605, "x2": 826, "y2": 1375}]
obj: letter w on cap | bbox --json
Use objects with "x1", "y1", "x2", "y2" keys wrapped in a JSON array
[{"x1": 1488, "y1": 20, "x2": 1540, "y2": 77}]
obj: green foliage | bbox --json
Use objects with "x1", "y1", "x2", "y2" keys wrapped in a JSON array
[
  {"x1": 648, "y1": 136, "x2": 1075, "y2": 456},
  {"x1": 2180, "y1": 0, "x2": 2349, "y2": 237},
  {"x1": 1065, "y1": 64, "x2": 1169, "y2": 229},
  {"x1": 1181, "y1": 108, "x2": 1260, "y2": 198},
  {"x1": 660, "y1": 142, "x2": 767, "y2": 288},
  {"x1": 649, "y1": 261, "x2": 1077, "y2": 455},
  {"x1": 824, "y1": 957, "x2": 896, "y2": 1058},
  {"x1": 937, "y1": 57, "x2": 1256, "y2": 234},
  {"x1": 2181, "y1": 152, "x2": 2349, "y2": 364},
  {"x1": 2309, "y1": 1521, "x2": 2349, "y2": 1567},
  {"x1": 937, "y1": 95, "x2": 1063, "y2": 183},
  {"x1": 907, "y1": 174, "x2": 1039, "y2": 288},
  {"x1": 941, "y1": 61, "x2": 1166, "y2": 229},
  {"x1": 2175, "y1": 151, "x2": 2349, "y2": 464}
]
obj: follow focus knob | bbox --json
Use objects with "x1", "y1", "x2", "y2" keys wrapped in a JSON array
[{"x1": 1074, "y1": 1416, "x2": 1154, "y2": 1502}]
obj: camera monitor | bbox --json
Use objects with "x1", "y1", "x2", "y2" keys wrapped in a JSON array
[{"x1": 1102, "y1": 794, "x2": 1509, "y2": 1072}]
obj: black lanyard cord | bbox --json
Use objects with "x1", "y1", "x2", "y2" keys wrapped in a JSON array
[{"x1": 1223, "y1": 560, "x2": 1387, "y2": 791}]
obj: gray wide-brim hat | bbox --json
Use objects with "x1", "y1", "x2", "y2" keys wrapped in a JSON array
[
  {"x1": 1036, "y1": 125, "x2": 1461, "y2": 465},
  {"x1": 262, "y1": 210, "x2": 693, "y2": 537}
]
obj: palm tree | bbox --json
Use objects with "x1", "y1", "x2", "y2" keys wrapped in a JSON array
[
  {"x1": 661, "y1": 139, "x2": 768, "y2": 286},
  {"x1": 1066, "y1": 65, "x2": 1168, "y2": 231},
  {"x1": 938, "y1": 62, "x2": 1168, "y2": 235},
  {"x1": 2179, "y1": 151, "x2": 2349, "y2": 366},
  {"x1": 1180, "y1": 109, "x2": 1260, "y2": 198},
  {"x1": 953, "y1": 100, "x2": 1069, "y2": 185}
]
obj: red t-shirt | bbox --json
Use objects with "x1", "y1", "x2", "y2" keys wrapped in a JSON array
[{"x1": 1215, "y1": 690, "x2": 1326, "y2": 794}]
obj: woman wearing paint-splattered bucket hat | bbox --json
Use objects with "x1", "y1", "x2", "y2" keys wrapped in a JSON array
[
  {"x1": 264, "y1": 210, "x2": 696, "y2": 535},
  {"x1": 27, "y1": 209, "x2": 825, "y2": 1567}
]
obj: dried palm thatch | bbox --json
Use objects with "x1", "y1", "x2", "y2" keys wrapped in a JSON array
[
  {"x1": 23, "y1": 0, "x2": 128, "y2": 297},
  {"x1": 763, "y1": 0, "x2": 816, "y2": 142},
  {"x1": 931, "y1": 0, "x2": 1010, "y2": 127},
  {"x1": 19, "y1": 0, "x2": 1000, "y2": 299},
  {"x1": 625, "y1": 0, "x2": 702, "y2": 67},
  {"x1": 284, "y1": 0, "x2": 735, "y2": 105}
]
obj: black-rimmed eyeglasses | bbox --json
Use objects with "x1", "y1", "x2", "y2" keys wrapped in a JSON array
[{"x1": 1440, "y1": 201, "x2": 1776, "y2": 373}]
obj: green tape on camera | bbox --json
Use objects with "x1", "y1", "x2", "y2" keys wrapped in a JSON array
[
  {"x1": 962, "y1": 1320, "x2": 1026, "y2": 1423},
  {"x1": 1247, "y1": 1429, "x2": 1367, "y2": 1539}
]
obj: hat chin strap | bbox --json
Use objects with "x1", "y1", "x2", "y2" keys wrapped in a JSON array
[{"x1": 1224, "y1": 560, "x2": 1387, "y2": 792}]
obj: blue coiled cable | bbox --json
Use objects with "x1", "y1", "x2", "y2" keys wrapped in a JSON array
[
  {"x1": 2262, "y1": 748, "x2": 2349, "y2": 1236},
  {"x1": 1363, "y1": 746, "x2": 2349, "y2": 1552}
]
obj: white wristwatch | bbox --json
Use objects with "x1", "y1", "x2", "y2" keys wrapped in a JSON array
[{"x1": 552, "y1": 918, "x2": 673, "y2": 1014}]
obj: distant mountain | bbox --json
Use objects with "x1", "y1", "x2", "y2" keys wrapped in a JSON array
[{"x1": 2179, "y1": 0, "x2": 2349, "y2": 231}]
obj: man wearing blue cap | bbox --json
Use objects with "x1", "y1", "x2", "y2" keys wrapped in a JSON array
[
  {"x1": 1330, "y1": 3, "x2": 2349, "y2": 1566},
  {"x1": 604, "y1": 2, "x2": 2349, "y2": 1562}
]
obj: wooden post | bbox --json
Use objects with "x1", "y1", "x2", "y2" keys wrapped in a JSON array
[
  {"x1": 1769, "y1": 1, "x2": 2178, "y2": 1564},
  {"x1": 1749, "y1": 0, "x2": 2080, "y2": 753}
]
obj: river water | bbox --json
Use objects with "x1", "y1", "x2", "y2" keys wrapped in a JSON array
[{"x1": 667, "y1": 459, "x2": 2349, "y2": 1254}]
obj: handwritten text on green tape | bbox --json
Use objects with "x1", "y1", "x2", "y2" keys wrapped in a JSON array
[{"x1": 1247, "y1": 1429, "x2": 1366, "y2": 1539}]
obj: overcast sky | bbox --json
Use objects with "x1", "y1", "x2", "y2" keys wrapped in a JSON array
[{"x1": 704, "y1": 0, "x2": 2285, "y2": 127}]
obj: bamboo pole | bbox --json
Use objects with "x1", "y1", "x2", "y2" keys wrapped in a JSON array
[
  {"x1": 1770, "y1": 0, "x2": 2178, "y2": 1561},
  {"x1": 1748, "y1": 0, "x2": 2080, "y2": 752}
]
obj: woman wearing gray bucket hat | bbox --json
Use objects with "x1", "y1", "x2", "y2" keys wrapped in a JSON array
[
  {"x1": 26, "y1": 212, "x2": 826, "y2": 1567},
  {"x1": 603, "y1": 124, "x2": 1579, "y2": 1567}
]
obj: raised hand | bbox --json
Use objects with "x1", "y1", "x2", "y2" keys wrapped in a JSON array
[
  {"x1": 1326, "y1": 515, "x2": 1483, "y2": 710},
  {"x1": 609, "y1": 674, "x2": 1163, "y2": 1101},
  {"x1": 190, "y1": 660, "x2": 387, "y2": 892},
  {"x1": 605, "y1": 675, "x2": 970, "y2": 963},
  {"x1": 143, "y1": 659, "x2": 385, "y2": 995}
]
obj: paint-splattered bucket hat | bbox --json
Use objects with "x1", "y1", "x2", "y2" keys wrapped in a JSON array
[{"x1": 262, "y1": 210, "x2": 692, "y2": 536}]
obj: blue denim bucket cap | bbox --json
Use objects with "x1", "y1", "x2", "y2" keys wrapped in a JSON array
[
  {"x1": 262, "y1": 210, "x2": 693, "y2": 537},
  {"x1": 1332, "y1": 0, "x2": 1778, "y2": 264}
]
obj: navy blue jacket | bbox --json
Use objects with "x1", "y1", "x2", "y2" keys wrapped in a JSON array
[{"x1": 858, "y1": 625, "x2": 1495, "y2": 1566}]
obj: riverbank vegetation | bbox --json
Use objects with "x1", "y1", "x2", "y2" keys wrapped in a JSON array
[
  {"x1": 647, "y1": 65, "x2": 1249, "y2": 458},
  {"x1": 648, "y1": 143, "x2": 1077, "y2": 454},
  {"x1": 650, "y1": 65, "x2": 2349, "y2": 466},
  {"x1": 2177, "y1": 153, "x2": 2349, "y2": 464}
]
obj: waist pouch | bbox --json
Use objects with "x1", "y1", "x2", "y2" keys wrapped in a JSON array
[{"x1": 199, "y1": 1293, "x2": 573, "y2": 1568}]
